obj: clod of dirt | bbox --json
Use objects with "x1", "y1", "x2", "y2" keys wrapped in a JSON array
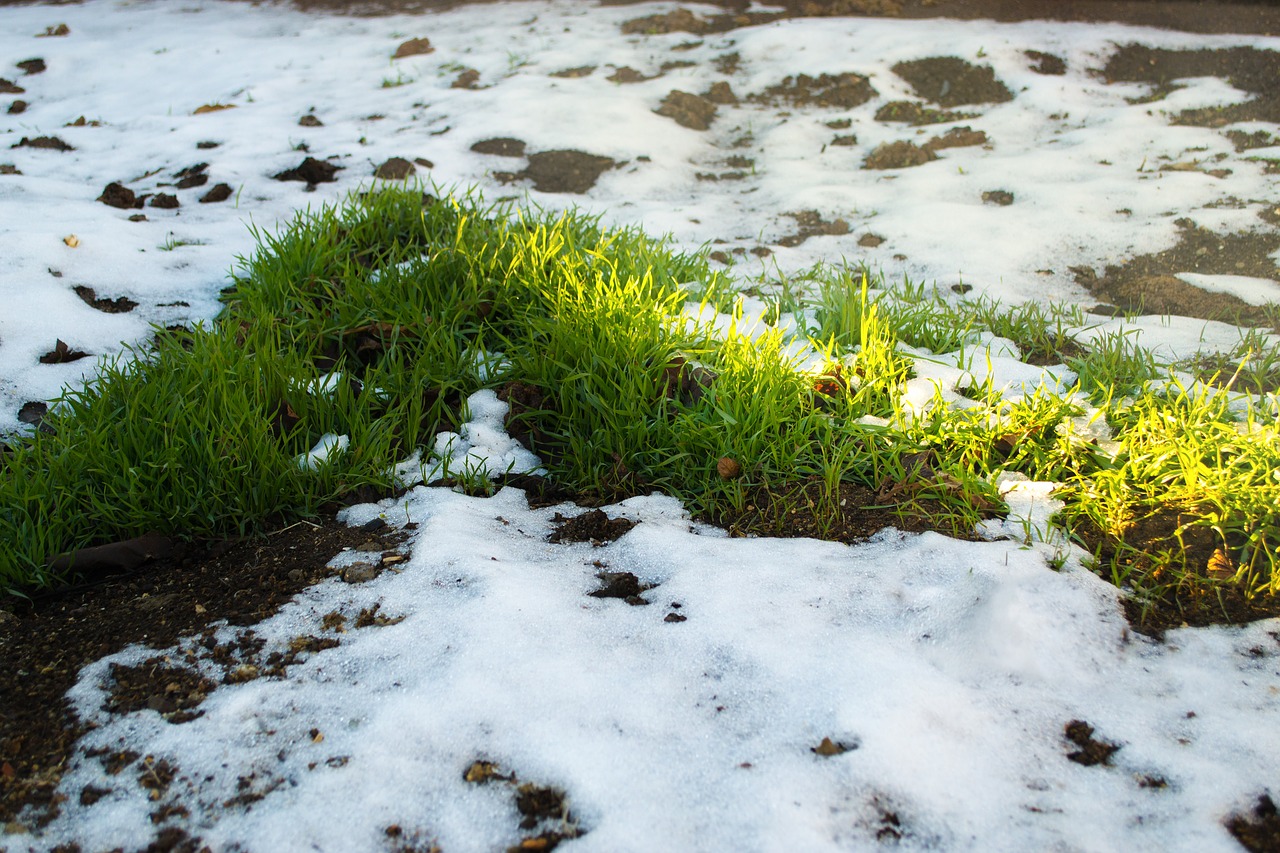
[
  {"x1": 655, "y1": 90, "x2": 717, "y2": 130},
  {"x1": 607, "y1": 66, "x2": 650, "y2": 84},
  {"x1": 664, "y1": 612, "x2": 687, "y2": 623},
  {"x1": 150, "y1": 193, "x2": 179, "y2": 209},
  {"x1": 1102, "y1": 45, "x2": 1280, "y2": 125},
  {"x1": 105, "y1": 657, "x2": 215, "y2": 723},
  {"x1": 451, "y1": 68, "x2": 481, "y2": 89},
  {"x1": 6, "y1": 101, "x2": 26, "y2": 115},
  {"x1": 717, "y1": 457, "x2": 742, "y2": 479},
  {"x1": 863, "y1": 140, "x2": 937, "y2": 170},
  {"x1": 925, "y1": 126, "x2": 988, "y2": 150},
  {"x1": 0, "y1": 79, "x2": 23, "y2": 94},
  {"x1": 392, "y1": 37, "x2": 433, "y2": 59},
  {"x1": 17, "y1": 58, "x2": 46, "y2": 75},
  {"x1": 1025, "y1": 50, "x2": 1066, "y2": 75},
  {"x1": 588, "y1": 571, "x2": 651, "y2": 604},
  {"x1": 463, "y1": 760, "x2": 514, "y2": 784},
  {"x1": 36, "y1": 23, "x2": 70, "y2": 37},
  {"x1": 515, "y1": 783, "x2": 571, "y2": 830},
  {"x1": 503, "y1": 150, "x2": 617, "y2": 194},
  {"x1": 471, "y1": 137, "x2": 527, "y2": 157},
  {"x1": 829, "y1": 134, "x2": 858, "y2": 147},
  {"x1": 661, "y1": 354, "x2": 717, "y2": 406},
  {"x1": 298, "y1": 114, "x2": 323, "y2": 127},
  {"x1": 172, "y1": 163, "x2": 208, "y2": 189},
  {"x1": 812, "y1": 736, "x2": 858, "y2": 756},
  {"x1": 199, "y1": 183, "x2": 232, "y2": 203},
  {"x1": 11, "y1": 135, "x2": 73, "y2": 151},
  {"x1": 340, "y1": 562, "x2": 381, "y2": 584},
  {"x1": 703, "y1": 81, "x2": 738, "y2": 105},
  {"x1": 272, "y1": 156, "x2": 342, "y2": 186},
  {"x1": 0, "y1": 164, "x2": 21, "y2": 175},
  {"x1": 196, "y1": 140, "x2": 220, "y2": 150},
  {"x1": 551, "y1": 65, "x2": 595, "y2": 79},
  {"x1": 74, "y1": 284, "x2": 138, "y2": 313},
  {"x1": 858, "y1": 233, "x2": 884, "y2": 248},
  {"x1": 752, "y1": 72, "x2": 876, "y2": 109},
  {"x1": 38, "y1": 339, "x2": 88, "y2": 364},
  {"x1": 550, "y1": 509, "x2": 636, "y2": 545},
  {"x1": 892, "y1": 57, "x2": 1013, "y2": 106},
  {"x1": 1227, "y1": 794, "x2": 1280, "y2": 853},
  {"x1": 982, "y1": 190, "x2": 1014, "y2": 206},
  {"x1": 1063, "y1": 719, "x2": 1120, "y2": 766},
  {"x1": 374, "y1": 157, "x2": 415, "y2": 180},
  {"x1": 1226, "y1": 129, "x2": 1277, "y2": 152},
  {"x1": 97, "y1": 181, "x2": 143, "y2": 209},
  {"x1": 778, "y1": 209, "x2": 849, "y2": 247}
]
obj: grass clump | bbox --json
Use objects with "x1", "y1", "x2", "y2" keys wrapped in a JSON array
[{"x1": 2, "y1": 185, "x2": 1278, "y2": 631}]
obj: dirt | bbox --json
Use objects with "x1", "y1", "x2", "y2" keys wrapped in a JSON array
[
  {"x1": 778, "y1": 209, "x2": 850, "y2": 247},
  {"x1": 1072, "y1": 219, "x2": 1280, "y2": 327},
  {"x1": 493, "y1": 149, "x2": 619, "y2": 194},
  {"x1": 1102, "y1": 44, "x2": 1280, "y2": 125},
  {"x1": 272, "y1": 156, "x2": 343, "y2": 187},
  {"x1": 891, "y1": 57, "x2": 1013, "y2": 106},
  {"x1": 750, "y1": 72, "x2": 877, "y2": 109},
  {"x1": 655, "y1": 89, "x2": 718, "y2": 130}
]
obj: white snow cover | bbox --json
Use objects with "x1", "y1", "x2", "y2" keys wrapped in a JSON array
[{"x1": 2, "y1": 1, "x2": 1280, "y2": 850}]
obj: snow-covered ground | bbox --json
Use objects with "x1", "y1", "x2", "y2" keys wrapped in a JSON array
[{"x1": 2, "y1": 1, "x2": 1279, "y2": 850}]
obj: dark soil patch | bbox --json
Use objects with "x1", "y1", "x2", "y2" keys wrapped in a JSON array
[
  {"x1": 1063, "y1": 719, "x2": 1120, "y2": 766},
  {"x1": 551, "y1": 65, "x2": 595, "y2": 78},
  {"x1": 621, "y1": 7, "x2": 780, "y2": 35},
  {"x1": 925, "y1": 126, "x2": 988, "y2": 150},
  {"x1": 1228, "y1": 794, "x2": 1280, "y2": 853},
  {"x1": 751, "y1": 72, "x2": 877, "y2": 109},
  {"x1": 863, "y1": 140, "x2": 936, "y2": 170},
  {"x1": 873, "y1": 100, "x2": 976, "y2": 125},
  {"x1": 11, "y1": 135, "x2": 72, "y2": 151},
  {"x1": 1025, "y1": 50, "x2": 1066, "y2": 75},
  {"x1": 150, "y1": 193, "x2": 180, "y2": 209},
  {"x1": 103, "y1": 658, "x2": 217, "y2": 723},
  {"x1": 1101, "y1": 44, "x2": 1280, "y2": 126},
  {"x1": 471, "y1": 137, "x2": 527, "y2": 157},
  {"x1": 1071, "y1": 219, "x2": 1280, "y2": 326},
  {"x1": 200, "y1": 183, "x2": 233, "y2": 203},
  {"x1": 16, "y1": 58, "x2": 46, "y2": 75},
  {"x1": 374, "y1": 157, "x2": 416, "y2": 180},
  {"x1": 588, "y1": 570, "x2": 652, "y2": 605},
  {"x1": 982, "y1": 190, "x2": 1014, "y2": 206},
  {"x1": 75, "y1": 284, "x2": 138, "y2": 314},
  {"x1": 1226, "y1": 129, "x2": 1277, "y2": 152},
  {"x1": 655, "y1": 89, "x2": 717, "y2": 130},
  {"x1": 272, "y1": 156, "x2": 342, "y2": 187},
  {"x1": 891, "y1": 57, "x2": 1013, "y2": 107},
  {"x1": 778, "y1": 209, "x2": 849, "y2": 247},
  {"x1": 0, "y1": 513, "x2": 386, "y2": 833},
  {"x1": 98, "y1": 182, "x2": 145, "y2": 210},
  {"x1": 548, "y1": 508, "x2": 636, "y2": 545},
  {"x1": 496, "y1": 150, "x2": 617, "y2": 194},
  {"x1": 0, "y1": 78, "x2": 23, "y2": 94}
]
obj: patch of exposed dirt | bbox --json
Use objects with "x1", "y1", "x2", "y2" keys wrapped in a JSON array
[
  {"x1": 863, "y1": 140, "x2": 936, "y2": 170},
  {"x1": 494, "y1": 149, "x2": 617, "y2": 194},
  {"x1": 1025, "y1": 49, "x2": 1066, "y2": 75},
  {"x1": 1063, "y1": 719, "x2": 1121, "y2": 766},
  {"x1": 655, "y1": 89, "x2": 718, "y2": 130},
  {"x1": 873, "y1": 100, "x2": 977, "y2": 125},
  {"x1": 620, "y1": 7, "x2": 780, "y2": 35},
  {"x1": 272, "y1": 156, "x2": 342, "y2": 187},
  {"x1": 1229, "y1": 794, "x2": 1280, "y2": 853},
  {"x1": 1071, "y1": 219, "x2": 1280, "y2": 326},
  {"x1": 548, "y1": 508, "x2": 636, "y2": 545},
  {"x1": 74, "y1": 284, "x2": 138, "y2": 314},
  {"x1": 1102, "y1": 44, "x2": 1280, "y2": 126},
  {"x1": 471, "y1": 137, "x2": 527, "y2": 157},
  {"x1": 778, "y1": 209, "x2": 849, "y2": 247},
  {"x1": 751, "y1": 72, "x2": 877, "y2": 109},
  {"x1": 891, "y1": 57, "x2": 1013, "y2": 107},
  {"x1": 0, "y1": 512, "x2": 390, "y2": 833}
]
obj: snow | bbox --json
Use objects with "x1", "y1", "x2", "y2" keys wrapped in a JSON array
[{"x1": 2, "y1": 1, "x2": 1280, "y2": 850}]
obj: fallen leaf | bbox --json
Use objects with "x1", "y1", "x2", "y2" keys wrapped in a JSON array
[
  {"x1": 1207, "y1": 548, "x2": 1236, "y2": 580},
  {"x1": 62, "y1": 234, "x2": 78, "y2": 248},
  {"x1": 192, "y1": 103, "x2": 235, "y2": 115}
]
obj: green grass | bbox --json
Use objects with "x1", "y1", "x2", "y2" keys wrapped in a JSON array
[{"x1": 2, "y1": 185, "x2": 1278, "y2": 626}]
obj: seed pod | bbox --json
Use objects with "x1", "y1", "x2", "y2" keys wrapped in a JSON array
[{"x1": 716, "y1": 456, "x2": 742, "y2": 479}]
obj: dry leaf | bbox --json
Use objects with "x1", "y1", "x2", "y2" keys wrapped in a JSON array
[
  {"x1": 716, "y1": 456, "x2": 742, "y2": 479},
  {"x1": 192, "y1": 103, "x2": 235, "y2": 115},
  {"x1": 62, "y1": 234, "x2": 79, "y2": 248},
  {"x1": 1207, "y1": 548, "x2": 1235, "y2": 580}
]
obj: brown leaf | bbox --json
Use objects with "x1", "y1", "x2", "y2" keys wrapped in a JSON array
[
  {"x1": 716, "y1": 456, "x2": 742, "y2": 479},
  {"x1": 1207, "y1": 548, "x2": 1236, "y2": 580},
  {"x1": 192, "y1": 103, "x2": 235, "y2": 115}
]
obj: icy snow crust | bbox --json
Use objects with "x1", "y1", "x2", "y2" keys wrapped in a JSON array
[
  {"x1": 3, "y1": 1, "x2": 1280, "y2": 849},
  {"x1": 2, "y1": 0, "x2": 1280, "y2": 431},
  {"x1": 20, "y1": 395, "x2": 1280, "y2": 853}
]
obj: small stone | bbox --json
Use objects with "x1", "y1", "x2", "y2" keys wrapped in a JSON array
[{"x1": 341, "y1": 563, "x2": 380, "y2": 584}]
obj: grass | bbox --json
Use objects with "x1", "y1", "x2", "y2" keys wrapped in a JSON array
[{"x1": 2, "y1": 185, "x2": 1278, "y2": 627}]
